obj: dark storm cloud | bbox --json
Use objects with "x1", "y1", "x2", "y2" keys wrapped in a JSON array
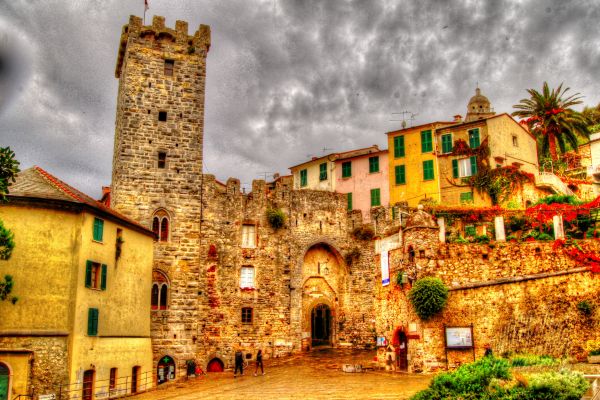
[{"x1": 1, "y1": 0, "x2": 600, "y2": 195}]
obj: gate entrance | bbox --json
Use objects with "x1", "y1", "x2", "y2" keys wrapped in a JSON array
[
  {"x1": 311, "y1": 304, "x2": 331, "y2": 346},
  {"x1": 396, "y1": 331, "x2": 408, "y2": 371},
  {"x1": 157, "y1": 356, "x2": 176, "y2": 384},
  {"x1": 207, "y1": 358, "x2": 224, "y2": 372}
]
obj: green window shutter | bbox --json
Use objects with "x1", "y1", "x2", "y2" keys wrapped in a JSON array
[
  {"x1": 452, "y1": 159, "x2": 459, "y2": 178},
  {"x1": 85, "y1": 260, "x2": 93, "y2": 288},
  {"x1": 88, "y1": 308, "x2": 99, "y2": 336},
  {"x1": 369, "y1": 157, "x2": 379, "y2": 173},
  {"x1": 370, "y1": 188, "x2": 381, "y2": 207},
  {"x1": 392, "y1": 207, "x2": 397, "y2": 220},
  {"x1": 93, "y1": 218, "x2": 104, "y2": 242},
  {"x1": 470, "y1": 156, "x2": 478, "y2": 175},
  {"x1": 319, "y1": 163, "x2": 327, "y2": 181},
  {"x1": 395, "y1": 165, "x2": 406, "y2": 185},
  {"x1": 100, "y1": 264, "x2": 107, "y2": 290},
  {"x1": 394, "y1": 136, "x2": 405, "y2": 158},
  {"x1": 442, "y1": 134, "x2": 453, "y2": 153},
  {"x1": 421, "y1": 130, "x2": 432, "y2": 153},
  {"x1": 469, "y1": 128, "x2": 480, "y2": 148},
  {"x1": 342, "y1": 162, "x2": 352, "y2": 178},
  {"x1": 347, "y1": 193, "x2": 353, "y2": 211},
  {"x1": 300, "y1": 169, "x2": 307, "y2": 187},
  {"x1": 460, "y1": 192, "x2": 473, "y2": 203},
  {"x1": 423, "y1": 160, "x2": 434, "y2": 180}
]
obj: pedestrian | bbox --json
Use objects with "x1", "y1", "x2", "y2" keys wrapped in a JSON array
[
  {"x1": 234, "y1": 345, "x2": 244, "y2": 378},
  {"x1": 254, "y1": 349, "x2": 265, "y2": 376}
]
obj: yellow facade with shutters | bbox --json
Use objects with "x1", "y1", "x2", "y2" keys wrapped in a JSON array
[
  {"x1": 0, "y1": 168, "x2": 154, "y2": 398},
  {"x1": 387, "y1": 122, "x2": 454, "y2": 207}
]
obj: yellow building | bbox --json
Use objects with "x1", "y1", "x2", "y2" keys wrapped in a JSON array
[
  {"x1": 387, "y1": 121, "x2": 455, "y2": 207},
  {"x1": 436, "y1": 113, "x2": 540, "y2": 206},
  {"x1": 0, "y1": 167, "x2": 154, "y2": 400}
]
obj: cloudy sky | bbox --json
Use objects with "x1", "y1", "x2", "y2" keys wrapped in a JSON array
[{"x1": 1, "y1": 0, "x2": 599, "y2": 196}]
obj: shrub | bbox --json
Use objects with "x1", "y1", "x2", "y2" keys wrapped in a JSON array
[
  {"x1": 525, "y1": 370, "x2": 589, "y2": 400},
  {"x1": 535, "y1": 194, "x2": 581, "y2": 206},
  {"x1": 474, "y1": 234, "x2": 491, "y2": 244},
  {"x1": 266, "y1": 207, "x2": 286, "y2": 229},
  {"x1": 507, "y1": 215, "x2": 527, "y2": 232},
  {"x1": 452, "y1": 235, "x2": 470, "y2": 244},
  {"x1": 352, "y1": 225, "x2": 374, "y2": 241},
  {"x1": 536, "y1": 232, "x2": 554, "y2": 241},
  {"x1": 509, "y1": 354, "x2": 558, "y2": 367},
  {"x1": 577, "y1": 300, "x2": 595, "y2": 317},
  {"x1": 408, "y1": 277, "x2": 448, "y2": 320}
]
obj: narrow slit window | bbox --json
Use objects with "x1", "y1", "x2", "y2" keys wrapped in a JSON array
[
  {"x1": 164, "y1": 59, "x2": 174, "y2": 76},
  {"x1": 158, "y1": 111, "x2": 167, "y2": 122},
  {"x1": 158, "y1": 152, "x2": 166, "y2": 169}
]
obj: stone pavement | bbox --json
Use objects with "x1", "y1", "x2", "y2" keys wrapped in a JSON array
[{"x1": 131, "y1": 348, "x2": 431, "y2": 400}]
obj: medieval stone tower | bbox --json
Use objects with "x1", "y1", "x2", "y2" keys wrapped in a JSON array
[{"x1": 111, "y1": 14, "x2": 210, "y2": 378}]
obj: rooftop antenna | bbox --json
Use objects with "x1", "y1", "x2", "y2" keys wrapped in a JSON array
[
  {"x1": 390, "y1": 111, "x2": 415, "y2": 129},
  {"x1": 322, "y1": 147, "x2": 332, "y2": 153},
  {"x1": 257, "y1": 172, "x2": 275, "y2": 180}
]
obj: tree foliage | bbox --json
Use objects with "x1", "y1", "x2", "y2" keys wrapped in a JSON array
[
  {"x1": 408, "y1": 277, "x2": 448, "y2": 320},
  {"x1": 0, "y1": 146, "x2": 20, "y2": 303},
  {"x1": 0, "y1": 146, "x2": 20, "y2": 201},
  {"x1": 266, "y1": 207, "x2": 286, "y2": 230},
  {"x1": 512, "y1": 82, "x2": 590, "y2": 161}
]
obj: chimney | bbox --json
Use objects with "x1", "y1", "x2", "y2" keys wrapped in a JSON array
[{"x1": 453, "y1": 114, "x2": 462, "y2": 122}]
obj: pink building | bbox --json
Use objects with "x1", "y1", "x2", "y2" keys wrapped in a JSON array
[{"x1": 334, "y1": 145, "x2": 389, "y2": 220}]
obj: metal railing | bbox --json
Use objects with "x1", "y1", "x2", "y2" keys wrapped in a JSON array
[{"x1": 33, "y1": 370, "x2": 153, "y2": 400}]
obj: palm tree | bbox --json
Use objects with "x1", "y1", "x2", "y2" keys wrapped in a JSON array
[{"x1": 512, "y1": 82, "x2": 590, "y2": 161}]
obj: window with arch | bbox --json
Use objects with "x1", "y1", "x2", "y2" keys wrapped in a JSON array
[
  {"x1": 151, "y1": 271, "x2": 169, "y2": 311},
  {"x1": 152, "y1": 210, "x2": 170, "y2": 242}
]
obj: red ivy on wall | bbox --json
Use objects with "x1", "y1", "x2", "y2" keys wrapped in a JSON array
[{"x1": 553, "y1": 238, "x2": 600, "y2": 273}]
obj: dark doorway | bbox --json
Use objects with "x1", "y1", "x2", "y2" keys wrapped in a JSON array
[
  {"x1": 396, "y1": 331, "x2": 408, "y2": 371},
  {"x1": 311, "y1": 304, "x2": 332, "y2": 346},
  {"x1": 82, "y1": 370, "x2": 94, "y2": 400},
  {"x1": 131, "y1": 366, "x2": 140, "y2": 393},
  {"x1": 207, "y1": 358, "x2": 224, "y2": 373},
  {"x1": 157, "y1": 355, "x2": 176, "y2": 384},
  {"x1": 0, "y1": 363, "x2": 9, "y2": 400}
]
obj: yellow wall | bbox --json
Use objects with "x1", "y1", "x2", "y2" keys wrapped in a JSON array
[
  {"x1": 291, "y1": 158, "x2": 336, "y2": 191},
  {"x1": 388, "y1": 124, "x2": 442, "y2": 207},
  {"x1": 486, "y1": 114, "x2": 539, "y2": 175},
  {"x1": 70, "y1": 212, "x2": 154, "y2": 386},
  {"x1": 0, "y1": 353, "x2": 30, "y2": 399}
]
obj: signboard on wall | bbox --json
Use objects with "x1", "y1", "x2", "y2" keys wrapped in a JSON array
[
  {"x1": 376, "y1": 337, "x2": 388, "y2": 347},
  {"x1": 445, "y1": 326, "x2": 473, "y2": 349},
  {"x1": 381, "y1": 250, "x2": 390, "y2": 286}
]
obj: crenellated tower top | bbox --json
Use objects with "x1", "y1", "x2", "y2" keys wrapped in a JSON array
[{"x1": 115, "y1": 15, "x2": 211, "y2": 78}]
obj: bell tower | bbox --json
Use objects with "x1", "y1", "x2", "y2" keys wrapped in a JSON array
[{"x1": 110, "y1": 14, "x2": 210, "y2": 377}]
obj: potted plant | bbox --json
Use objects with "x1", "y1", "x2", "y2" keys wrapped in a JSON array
[{"x1": 585, "y1": 340, "x2": 600, "y2": 364}]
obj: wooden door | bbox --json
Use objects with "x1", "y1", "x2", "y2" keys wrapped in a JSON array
[{"x1": 82, "y1": 370, "x2": 94, "y2": 400}]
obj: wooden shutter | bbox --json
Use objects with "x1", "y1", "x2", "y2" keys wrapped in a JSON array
[
  {"x1": 88, "y1": 308, "x2": 99, "y2": 336},
  {"x1": 100, "y1": 264, "x2": 107, "y2": 290},
  {"x1": 394, "y1": 136, "x2": 405, "y2": 158},
  {"x1": 452, "y1": 159, "x2": 459, "y2": 178},
  {"x1": 85, "y1": 261, "x2": 93, "y2": 288},
  {"x1": 347, "y1": 193, "x2": 352, "y2": 211},
  {"x1": 470, "y1": 156, "x2": 478, "y2": 175}
]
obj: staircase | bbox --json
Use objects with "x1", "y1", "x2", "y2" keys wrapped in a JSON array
[
  {"x1": 535, "y1": 172, "x2": 575, "y2": 196},
  {"x1": 582, "y1": 375, "x2": 600, "y2": 400}
]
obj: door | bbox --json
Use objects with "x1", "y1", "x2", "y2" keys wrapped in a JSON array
[
  {"x1": 82, "y1": 370, "x2": 94, "y2": 400},
  {"x1": 397, "y1": 331, "x2": 408, "y2": 371},
  {"x1": 157, "y1": 356, "x2": 176, "y2": 384},
  {"x1": 311, "y1": 304, "x2": 331, "y2": 346},
  {"x1": 207, "y1": 358, "x2": 224, "y2": 373},
  {"x1": 131, "y1": 366, "x2": 140, "y2": 393},
  {"x1": 0, "y1": 363, "x2": 9, "y2": 400}
]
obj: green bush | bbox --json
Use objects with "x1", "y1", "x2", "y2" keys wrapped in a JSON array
[
  {"x1": 266, "y1": 207, "x2": 286, "y2": 229},
  {"x1": 408, "y1": 277, "x2": 448, "y2": 321},
  {"x1": 577, "y1": 300, "x2": 595, "y2": 317},
  {"x1": 474, "y1": 234, "x2": 491, "y2": 244},
  {"x1": 525, "y1": 370, "x2": 589, "y2": 400},
  {"x1": 589, "y1": 349, "x2": 600, "y2": 356},
  {"x1": 535, "y1": 194, "x2": 581, "y2": 206},
  {"x1": 509, "y1": 354, "x2": 558, "y2": 367},
  {"x1": 452, "y1": 235, "x2": 470, "y2": 244},
  {"x1": 507, "y1": 215, "x2": 527, "y2": 232}
]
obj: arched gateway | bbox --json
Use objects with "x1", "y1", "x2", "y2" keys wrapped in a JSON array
[{"x1": 300, "y1": 242, "x2": 346, "y2": 350}]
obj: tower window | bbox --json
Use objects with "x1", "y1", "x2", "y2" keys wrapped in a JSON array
[
  {"x1": 152, "y1": 210, "x2": 170, "y2": 241},
  {"x1": 158, "y1": 152, "x2": 167, "y2": 168},
  {"x1": 164, "y1": 59, "x2": 174, "y2": 76},
  {"x1": 512, "y1": 135, "x2": 518, "y2": 147},
  {"x1": 242, "y1": 307, "x2": 253, "y2": 324},
  {"x1": 151, "y1": 271, "x2": 169, "y2": 311},
  {"x1": 158, "y1": 111, "x2": 167, "y2": 122}
]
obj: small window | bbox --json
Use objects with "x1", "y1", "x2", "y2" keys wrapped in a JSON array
[
  {"x1": 241, "y1": 307, "x2": 253, "y2": 324},
  {"x1": 109, "y1": 368, "x2": 117, "y2": 390},
  {"x1": 369, "y1": 156, "x2": 380, "y2": 173},
  {"x1": 93, "y1": 218, "x2": 104, "y2": 242},
  {"x1": 423, "y1": 160, "x2": 434, "y2": 181},
  {"x1": 240, "y1": 266, "x2": 255, "y2": 288},
  {"x1": 454, "y1": 157, "x2": 477, "y2": 178},
  {"x1": 158, "y1": 111, "x2": 167, "y2": 122},
  {"x1": 241, "y1": 224, "x2": 256, "y2": 248},
  {"x1": 300, "y1": 169, "x2": 308, "y2": 187},
  {"x1": 342, "y1": 161, "x2": 352, "y2": 178},
  {"x1": 85, "y1": 261, "x2": 107, "y2": 290},
  {"x1": 151, "y1": 271, "x2": 169, "y2": 310},
  {"x1": 512, "y1": 135, "x2": 518, "y2": 147},
  {"x1": 319, "y1": 162, "x2": 327, "y2": 181},
  {"x1": 152, "y1": 210, "x2": 170, "y2": 242},
  {"x1": 395, "y1": 165, "x2": 406, "y2": 185},
  {"x1": 370, "y1": 188, "x2": 381, "y2": 207},
  {"x1": 347, "y1": 193, "x2": 353, "y2": 211},
  {"x1": 87, "y1": 308, "x2": 99, "y2": 336},
  {"x1": 164, "y1": 59, "x2": 174, "y2": 76},
  {"x1": 158, "y1": 152, "x2": 167, "y2": 168},
  {"x1": 460, "y1": 192, "x2": 474, "y2": 203},
  {"x1": 468, "y1": 128, "x2": 480, "y2": 148},
  {"x1": 394, "y1": 135, "x2": 405, "y2": 158},
  {"x1": 421, "y1": 130, "x2": 433, "y2": 153},
  {"x1": 441, "y1": 134, "x2": 453, "y2": 153}
]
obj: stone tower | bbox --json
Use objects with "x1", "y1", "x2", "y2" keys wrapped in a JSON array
[
  {"x1": 111, "y1": 15, "x2": 210, "y2": 377},
  {"x1": 465, "y1": 87, "x2": 495, "y2": 122}
]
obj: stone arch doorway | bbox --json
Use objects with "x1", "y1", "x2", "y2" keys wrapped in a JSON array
[
  {"x1": 0, "y1": 362, "x2": 10, "y2": 400},
  {"x1": 311, "y1": 303, "x2": 332, "y2": 346},
  {"x1": 207, "y1": 358, "x2": 224, "y2": 373},
  {"x1": 157, "y1": 355, "x2": 176, "y2": 384}
]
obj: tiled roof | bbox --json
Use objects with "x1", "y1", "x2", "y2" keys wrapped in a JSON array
[{"x1": 8, "y1": 166, "x2": 152, "y2": 235}]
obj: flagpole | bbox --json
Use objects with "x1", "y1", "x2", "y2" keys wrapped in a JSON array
[{"x1": 143, "y1": 0, "x2": 149, "y2": 25}]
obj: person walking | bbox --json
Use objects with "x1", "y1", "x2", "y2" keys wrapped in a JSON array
[
  {"x1": 254, "y1": 349, "x2": 264, "y2": 376},
  {"x1": 234, "y1": 346, "x2": 244, "y2": 378}
]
